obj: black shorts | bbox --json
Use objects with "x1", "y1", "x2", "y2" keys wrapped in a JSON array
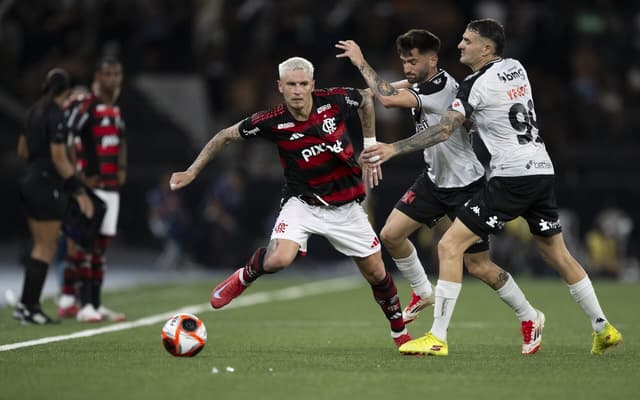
[
  {"x1": 62, "y1": 188, "x2": 107, "y2": 249},
  {"x1": 456, "y1": 175, "x2": 562, "y2": 240},
  {"x1": 394, "y1": 170, "x2": 488, "y2": 253},
  {"x1": 19, "y1": 167, "x2": 69, "y2": 220}
]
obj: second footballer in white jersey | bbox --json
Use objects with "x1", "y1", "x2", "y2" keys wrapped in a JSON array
[
  {"x1": 451, "y1": 57, "x2": 554, "y2": 179},
  {"x1": 337, "y1": 29, "x2": 541, "y2": 348},
  {"x1": 362, "y1": 18, "x2": 621, "y2": 357}
]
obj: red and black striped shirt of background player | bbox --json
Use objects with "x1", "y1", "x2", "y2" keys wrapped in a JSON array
[
  {"x1": 66, "y1": 93, "x2": 125, "y2": 191},
  {"x1": 239, "y1": 87, "x2": 365, "y2": 206}
]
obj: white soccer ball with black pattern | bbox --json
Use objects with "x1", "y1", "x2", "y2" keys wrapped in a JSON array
[{"x1": 161, "y1": 313, "x2": 207, "y2": 357}]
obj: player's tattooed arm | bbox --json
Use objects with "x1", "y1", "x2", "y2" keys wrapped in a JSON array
[
  {"x1": 392, "y1": 110, "x2": 464, "y2": 156},
  {"x1": 335, "y1": 40, "x2": 415, "y2": 108},
  {"x1": 188, "y1": 122, "x2": 243, "y2": 176},
  {"x1": 357, "y1": 62, "x2": 399, "y2": 97},
  {"x1": 170, "y1": 122, "x2": 243, "y2": 190},
  {"x1": 357, "y1": 89, "x2": 377, "y2": 139}
]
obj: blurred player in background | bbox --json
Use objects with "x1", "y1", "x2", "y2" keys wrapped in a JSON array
[
  {"x1": 337, "y1": 29, "x2": 544, "y2": 355},
  {"x1": 59, "y1": 57, "x2": 127, "y2": 322},
  {"x1": 170, "y1": 56, "x2": 413, "y2": 350},
  {"x1": 363, "y1": 19, "x2": 622, "y2": 356},
  {"x1": 14, "y1": 68, "x2": 93, "y2": 324}
]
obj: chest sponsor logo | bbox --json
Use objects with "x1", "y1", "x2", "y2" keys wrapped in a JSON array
[
  {"x1": 301, "y1": 140, "x2": 344, "y2": 162},
  {"x1": 321, "y1": 117, "x2": 337, "y2": 135}
]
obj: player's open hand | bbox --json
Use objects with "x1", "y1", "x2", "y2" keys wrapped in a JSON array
[
  {"x1": 335, "y1": 40, "x2": 365, "y2": 67},
  {"x1": 169, "y1": 170, "x2": 196, "y2": 191},
  {"x1": 358, "y1": 152, "x2": 383, "y2": 188}
]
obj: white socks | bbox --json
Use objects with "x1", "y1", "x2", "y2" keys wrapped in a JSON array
[
  {"x1": 431, "y1": 280, "x2": 462, "y2": 341},
  {"x1": 496, "y1": 274, "x2": 537, "y2": 322},
  {"x1": 568, "y1": 276, "x2": 607, "y2": 332},
  {"x1": 393, "y1": 245, "x2": 433, "y2": 298}
]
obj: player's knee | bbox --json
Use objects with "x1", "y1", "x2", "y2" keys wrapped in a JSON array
[
  {"x1": 363, "y1": 266, "x2": 387, "y2": 285},
  {"x1": 437, "y1": 237, "x2": 460, "y2": 262},
  {"x1": 355, "y1": 254, "x2": 387, "y2": 284},
  {"x1": 380, "y1": 225, "x2": 402, "y2": 250}
]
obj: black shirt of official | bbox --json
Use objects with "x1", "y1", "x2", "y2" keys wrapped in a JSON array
[{"x1": 24, "y1": 99, "x2": 68, "y2": 175}]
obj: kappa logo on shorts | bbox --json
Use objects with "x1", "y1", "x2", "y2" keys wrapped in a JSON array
[
  {"x1": 538, "y1": 219, "x2": 561, "y2": 231},
  {"x1": 274, "y1": 221, "x2": 288, "y2": 234},
  {"x1": 485, "y1": 215, "x2": 504, "y2": 229}
]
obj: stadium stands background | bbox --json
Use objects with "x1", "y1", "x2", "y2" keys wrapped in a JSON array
[{"x1": 1, "y1": 0, "x2": 638, "y2": 274}]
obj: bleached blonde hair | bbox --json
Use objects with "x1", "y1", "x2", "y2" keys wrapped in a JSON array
[{"x1": 278, "y1": 57, "x2": 314, "y2": 79}]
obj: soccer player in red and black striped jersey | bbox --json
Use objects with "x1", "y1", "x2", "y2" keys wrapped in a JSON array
[
  {"x1": 59, "y1": 57, "x2": 127, "y2": 322},
  {"x1": 170, "y1": 56, "x2": 412, "y2": 350}
]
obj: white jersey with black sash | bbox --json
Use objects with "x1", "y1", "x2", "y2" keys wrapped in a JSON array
[
  {"x1": 407, "y1": 69, "x2": 485, "y2": 188},
  {"x1": 450, "y1": 58, "x2": 554, "y2": 179}
]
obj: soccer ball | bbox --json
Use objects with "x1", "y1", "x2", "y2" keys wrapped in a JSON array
[{"x1": 161, "y1": 313, "x2": 207, "y2": 357}]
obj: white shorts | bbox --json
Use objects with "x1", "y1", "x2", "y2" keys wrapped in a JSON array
[
  {"x1": 93, "y1": 189, "x2": 120, "y2": 236},
  {"x1": 270, "y1": 197, "x2": 381, "y2": 258}
]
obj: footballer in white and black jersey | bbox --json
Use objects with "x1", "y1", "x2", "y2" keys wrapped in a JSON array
[
  {"x1": 451, "y1": 57, "x2": 560, "y2": 238},
  {"x1": 365, "y1": 19, "x2": 621, "y2": 356},
  {"x1": 394, "y1": 69, "x2": 489, "y2": 252},
  {"x1": 337, "y1": 30, "x2": 545, "y2": 340},
  {"x1": 406, "y1": 69, "x2": 485, "y2": 188}
]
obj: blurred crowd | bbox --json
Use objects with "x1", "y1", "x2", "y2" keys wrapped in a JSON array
[{"x1": 1, "y1": 0, "x2": 638, "y2": 278}]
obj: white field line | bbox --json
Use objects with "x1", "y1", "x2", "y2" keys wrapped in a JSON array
[{"x1": 0, "y1": 276, "x2": 363, "y2": 352}]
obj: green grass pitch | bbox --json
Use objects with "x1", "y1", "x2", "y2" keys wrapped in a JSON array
[{"x1": 1, "y1": 275, "x2": 638, "y2": 400}]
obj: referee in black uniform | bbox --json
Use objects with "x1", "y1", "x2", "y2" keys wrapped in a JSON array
[{"x1": 14, "y1": 68, "x2": 94, "y2": 324}]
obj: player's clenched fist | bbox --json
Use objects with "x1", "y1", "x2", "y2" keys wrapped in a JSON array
[{"x1": 169, "y1": 170, "x2": 195, "y2": 190}]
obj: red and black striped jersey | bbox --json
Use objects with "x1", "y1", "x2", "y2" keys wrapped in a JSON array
[
  {"x1": 239, "y1": 87, "x2": 365, "y2": 205},
  {"x1": 67, "y1": 93, "x2": 126, "y2": 191}
]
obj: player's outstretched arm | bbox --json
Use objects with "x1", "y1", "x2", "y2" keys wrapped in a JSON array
[
  {"x1": 169, "y1": 122, "x2": 243, "y2": 191},
  {"x1": 336, "y1": 40, "x2": 416, "y2": 109},
  {"x1": 363, "y1": 110, "x2": 465, "y2": 166}
]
